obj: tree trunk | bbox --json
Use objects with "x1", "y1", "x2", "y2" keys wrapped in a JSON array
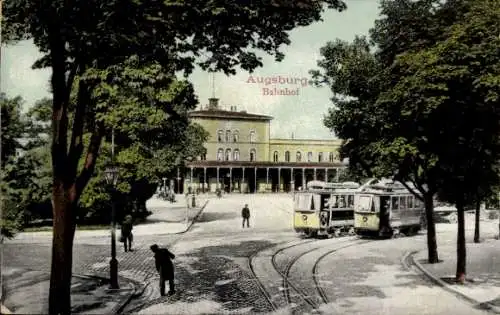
[
  {"x1": 474, "y1": 199, "x2": 480, "y2": 243},
  {"x1": 456, "y1": 200, "x2": 466, "y2": 284},
  {"x1": 49, "y1": 183, "x2": 76, "y2": 314},
  {"x1": 424, "y1": 195, "x2": 439, "y2": 263}
]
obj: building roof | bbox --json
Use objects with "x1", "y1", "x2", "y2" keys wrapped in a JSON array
[
  {"x1": 186, "y1": 160, "x2": 347, "y2": 168},
  {"x1": 189, "y1": 109, "x2": 273, "y2": 121}
]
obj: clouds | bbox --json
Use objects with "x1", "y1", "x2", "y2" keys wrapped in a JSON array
[{"x1": 0, "y1": 2, "x2": 381, "y2": 138}]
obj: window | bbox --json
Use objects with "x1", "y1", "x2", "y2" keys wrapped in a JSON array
[
  {"x1": 296, "y1": 151, "x2": 302, "y2": 162},
  {"x1": 407, "y1": 196, "x2": 414, "y2": 208},
  {"x1": 400, "y1": 196, "x2": 407, "y2": 210},
  {"x1": 391, "y1": 197, "x2": 399, "y2": 210},
  {"x1": 250, "y1": 149, "x2": 256, "y2": 161},
  {"x1": 225, "y1": 130, "x2": 231, "y2": 142},
  {"x1": 249, "y1": 130, "x2": 256, "y2": 143},
  {"x1": 285, "y1": 151, "x2": 290, "y2": 162},
  {"x1": 217, "y1": 130, "x2": 223, "y2": 142},
  {"x1": 233, "y1": 149, "x2": 240, "y2": 161},
  {"x1": 329, "y1": 152, "x2": 334, "y2": 162},
  {"x1": 348, "y1": 195, "x2": 354, "y2": 207},
  {"x1": 225, "y1": 148, "x2": 231, "y2": 161},
  {"x1": 307, "y1": 152, "x2": 313, "y2": 162},
  {"x1": 273, "y1": 151, "x2": 279, "y2": 162},
  {"x1": 201, "y1": 153, "x2": 206, "y2": 160},
  {"x1": 233, "y1": 130, "x2": 239, "y2": 142},
  {"x1": 318, "y1": 152, "x2": 323, "y2": 162},
  {"x1": 338, "y1": 195, "x2": 346, "y2": 208},
  {"x1": 217, "y1": 148, "x2": 223, "y2": 161}
]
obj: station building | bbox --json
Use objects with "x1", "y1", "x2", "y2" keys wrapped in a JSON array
[{"x1": 183, "y1": 98, "x2": 347, "y2": 193}]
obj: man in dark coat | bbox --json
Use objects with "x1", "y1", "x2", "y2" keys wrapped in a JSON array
[
  {"x1": 150, "y1": 244, "x2": 176, "y2": 296},
  {"x1": 242, "y1": 204, "x2": 250, "y2": 228},
  {"x1": 120, "y1": 215, "x2": 134, "y2": 252}
]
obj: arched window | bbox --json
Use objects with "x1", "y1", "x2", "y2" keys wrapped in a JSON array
[
  {"x1": 329, "y1": 152, "x2": 334, "y2": 162},
  {"x1": 318, "y1": 152, "x2": 323, "y2": 162},
  {"x1": 217, "y1": 148, "x2": 223, "y2": 161},
  {"x1": 307, "y1": 152, "x2": 313, "y2": 162},
  {"x1": 233, "y1": 149, "x2": 240, "y2": 161},
  {"x1": 296, "y1": 151, "x2": 302, "y2": 162},
  {"x1": 250, "y1": 149, "x2": 256, "y2": 161},
  {"x1": 233, "y1": 130, "x2": 239, "y2": 142},
  {"x1": 217, "y1": 130, "x2": 223, "y2": 142},
  {"x1": 249, "y1": 130, "x2": 256, "y2": 143},
  {"x1": 225, "y1": 148, "x2": 231, "y2": 161},
  {"x1": 225, "y1": 130, "x2": 231, "y2": 142},
  {"x1": 285, "y1": 151, "x2": 290, "y2": 162},
  {"x1": 273, "y1": 151, "x2": 279, "y2": 162}
]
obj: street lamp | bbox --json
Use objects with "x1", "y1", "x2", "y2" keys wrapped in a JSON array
[
  {"x1": 175, "y1": 156, "x2": 181, "y2": 194},
  {"x1": 104, "y1": 164, "x2": 120, "y2": 289}
]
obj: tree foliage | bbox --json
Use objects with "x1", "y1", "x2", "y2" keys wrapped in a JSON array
[
  {"x1": 1, "y1": 93, "x2": 25, "y2": 165},
  {"x1": 311, "y1": 0, "x2": 500, "y2": 270},
  {"x1": 4, "y1": 1, "x2": 348, "y2": 312}
]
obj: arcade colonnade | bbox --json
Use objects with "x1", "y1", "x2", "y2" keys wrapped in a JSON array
[{"x1": 183, "y1": 165, "x2": 347, "y2": 193}]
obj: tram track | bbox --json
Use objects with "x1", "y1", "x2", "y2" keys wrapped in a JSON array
[
  {"x1": 271, "y1": 237, "x2": 369, "y2": 314},
  {"x1": 312, "y1": 239, "x2": 372, "y2": 305},
  {"x1": 271, "y1": 240, "x2": 320, "y2": 311}
]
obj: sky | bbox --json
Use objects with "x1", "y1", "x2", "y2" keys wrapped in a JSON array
[{"x1": 0, "y1": 1, "x2": 381, "y2": 140}]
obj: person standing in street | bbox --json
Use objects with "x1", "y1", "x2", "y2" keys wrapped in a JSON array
[
  {"x1": 150, "y1": 244, "x2": 176, "y2": 296},
  {"x1": 242, "y1": 204, "x2": 250, "y2": 228},
  {"x1": 120, "y1": 215, "x2": 134, "y2": 252}
]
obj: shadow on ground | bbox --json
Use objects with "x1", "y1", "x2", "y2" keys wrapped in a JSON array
[{"x1": 196, "y1": 212, "x2": 239, "y2": 223}]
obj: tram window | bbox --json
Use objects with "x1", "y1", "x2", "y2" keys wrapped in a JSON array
[
  {"x1": 407, "y1": 196, "x2": 414, "y2": 208},
  {"x1": 338, "y1": 196, "x2": 346, "y2": 208},
  {"x1": 400, "y1": 196, "x2": 407, "y2": 210},
  {"x1": 332, "y1": 195, "x2": 339, "y2": 208},
  {"x1": 391, "y1": 197, "x2": 399, "y2": 210},
  {"x1": 348, "y1": 195, "x2": 354, "y2": 207}
]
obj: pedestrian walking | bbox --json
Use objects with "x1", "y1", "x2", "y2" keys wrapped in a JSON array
[
  {"x1": 242, "y1": 204, "x2": 250, "y2": 228},
  {"x1": 150, "y1": 244, "x2": 176, "y2": 296},
  {"x1": 120, "y1": 215, "x2": 134, "y2": 252}
]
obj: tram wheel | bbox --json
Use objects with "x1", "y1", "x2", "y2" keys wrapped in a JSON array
[
  {"x1": 392, "y1": 229, "x2": 404, "y2": 238},
  {"x1": 306, "y1": 230, "x2": 318, "y2": 238}
]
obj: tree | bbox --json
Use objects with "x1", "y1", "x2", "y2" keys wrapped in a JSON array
[
  {"x1": 379, "y1": 0, "x2": 500, "y2": 283},
  {"x1": 1, "y1": 94, "x2": 28, "y2": 238},
  {"x1": 4, "y1": 2, "x2": 350, "y2": 312},
  {"x1": 1, "y1": 93, "x2": 25, "y2": 165},
  {"x1": 310, "y1": 33, "x2": 444, "y2": 263}
]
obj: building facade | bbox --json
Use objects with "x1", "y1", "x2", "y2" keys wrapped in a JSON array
[{"x1": 183, "y1": 98, "x2": 347, "y2": 193}]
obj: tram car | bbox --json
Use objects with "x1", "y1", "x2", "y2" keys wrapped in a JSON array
[
  {"x1": 293, "y1": 181, "x2": 361, "y2": 237},
  {"x1": 354, "y1": 179, "x2": 424, "y2": 238}
]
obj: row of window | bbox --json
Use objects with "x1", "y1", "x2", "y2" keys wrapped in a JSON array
[
  {"x1": 217, "y1": 130, "x2": 256, "y2": 143},
  {"x1": 273, "y1": 151, "x2": 338, "y2": 162},
  {"x1": 217, "y1": 148, "x2": 256, "y2": 161},
  {"x1": 213, "y1": 149, "x2": 338, "y2": 162},
  {"x1": 388, "y1": 195, "x2": 423, "y2": 210}
]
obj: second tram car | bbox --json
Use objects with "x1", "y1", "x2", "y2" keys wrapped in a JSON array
[
  {"x1": 294, "y1": 182, "x2": 361, "y2": 237},
  {"x1": 354, "y1": 179, "x2": 424, "y2": 238}
]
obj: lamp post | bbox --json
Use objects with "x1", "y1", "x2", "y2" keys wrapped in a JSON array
[
  {"x1": 162, "y1": 177, "x2": 167, "y2": 192},
  {"x1": 104, "y1": 165, "x2": 119, "y2": 289},
  {"x1": 175, "y1": 156, "x2": 181, "y2": 194},
  {"x1": 104, "y1": 128, "x2": 120, "y2": 289},
  {"x1": 105, "y1": 165, "x2": 120, "y2": 289}
]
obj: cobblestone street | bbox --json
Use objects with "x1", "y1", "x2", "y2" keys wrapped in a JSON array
[{"x1": 2, "y1": 195, "x2": 499, "y2": 314}]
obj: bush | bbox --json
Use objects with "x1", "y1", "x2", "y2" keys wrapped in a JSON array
[{"x1": 488, "y1": 210, "x2": 499, "y2": 220}]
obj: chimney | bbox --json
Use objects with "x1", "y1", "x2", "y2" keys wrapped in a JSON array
[{"x1": 208, "y1": 98, "x2": 219, "y2": 110}]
